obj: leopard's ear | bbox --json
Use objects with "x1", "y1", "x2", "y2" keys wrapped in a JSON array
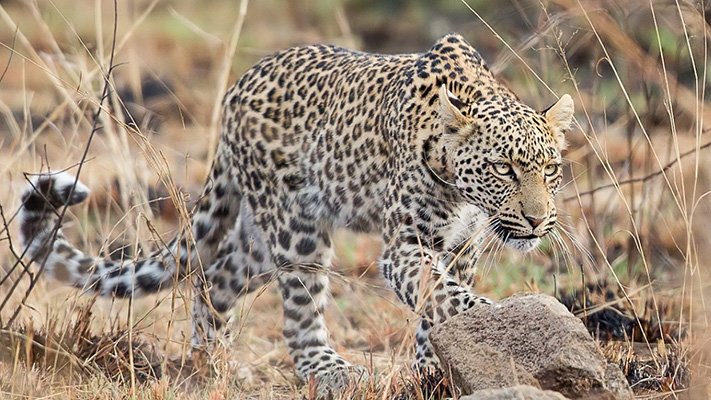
[
  {"x1": 543, "y1": 94, "x2": 574, "y2": 147},
  {"x1": 439, "y1": 85, "x2": 470, "y2": 132}
]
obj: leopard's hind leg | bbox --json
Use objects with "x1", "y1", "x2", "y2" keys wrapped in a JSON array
[{"x1": 190, "y1": 197, "x2": 275, "y2": 347}]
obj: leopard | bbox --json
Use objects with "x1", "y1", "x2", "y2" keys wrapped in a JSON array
[{"x1": 18, "y1": 33, "x2": 574, "y2": 392}]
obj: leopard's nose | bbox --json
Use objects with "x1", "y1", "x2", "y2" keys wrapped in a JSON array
[{"x1": 524, "y1": 214, "x2": 545, "y2": 229}]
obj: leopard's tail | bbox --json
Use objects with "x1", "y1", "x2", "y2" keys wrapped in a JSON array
[{"x1": 19, "y1": 172, "x2": 183, "y2": 297}]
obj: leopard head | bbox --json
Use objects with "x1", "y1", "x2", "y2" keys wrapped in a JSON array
[{"x1": 439, "y1": 85, "x2": 574, "y2": 252}]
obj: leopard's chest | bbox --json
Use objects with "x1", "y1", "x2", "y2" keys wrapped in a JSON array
[{"x1": 439, "y1": 203, "x2": 489, "y2": 253}]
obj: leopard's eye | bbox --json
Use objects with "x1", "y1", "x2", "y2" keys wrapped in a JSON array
[
  {"x1": 544, "y1": 163, "x2": 560, "y2": 177},
  {"x1": 491, "y1": 162, "x2": 514, "y2": 177}
]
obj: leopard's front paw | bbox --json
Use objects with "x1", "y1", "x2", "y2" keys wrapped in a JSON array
[
  {"x1": 310, "y1": 365, "x2": 368, "y2": 399},
  {"x1": 462, "y1": 293, "x2": 494, "y2": 308}
]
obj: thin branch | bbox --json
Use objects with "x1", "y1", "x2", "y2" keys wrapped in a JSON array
[
  {"x1": 0, "y1": 27, "x2": 17, "y2": 85},
  {"x1": 564, "y1": 139, "x2": 711, "y2": 202},
  {"x1": 206, "y1": 0, "x2": 249, "y2": 166},
  {"x1": 0, "y1": 204, "x2": 30, "y2": 288},
  {"x1": 2, "y1": 0, "x2": 119, "y2": 328}
]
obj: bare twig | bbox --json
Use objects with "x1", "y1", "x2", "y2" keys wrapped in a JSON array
[
  {"x1": 564, "y1": 139, "x2": 711, "y2": 202},
  {"x1": 2, "y1": 0, "x2": 120, "y2": 328},
  {"x1": 206, "y1": 0, "x2": 249, "y2": 166},
  {"x1": 0, "y1": 27, "x2": 17, "y2": 85},
  {"x1": 0, "y1": 204, "x2": 30, "y2": 289}
]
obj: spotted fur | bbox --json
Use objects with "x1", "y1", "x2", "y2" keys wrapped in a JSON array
[{"x1": 19, "y1": 34, "x2": 574, "y2": 391}]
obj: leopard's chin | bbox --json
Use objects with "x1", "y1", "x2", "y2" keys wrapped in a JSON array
[{"x1": 504, "y1": 237, "x2": 541, "y2": 252}]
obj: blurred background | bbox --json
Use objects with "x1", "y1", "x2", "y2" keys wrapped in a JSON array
[{"x1": 0, "y1": 0, "x2": 709, "y2": 398}]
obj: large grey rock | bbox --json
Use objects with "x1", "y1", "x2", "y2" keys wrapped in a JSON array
[
  {"x1": 431, "y1": 338, "x2": 539, "y2": 393},
  {"x1": 461, "y1": 385, "x2": 570, "y2": 400},
  {"x1": 430, "y1": 293, "x2": 633, "y2": 399}
]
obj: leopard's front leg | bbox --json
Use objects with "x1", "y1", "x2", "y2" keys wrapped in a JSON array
[{"x1": 379, "y1": 228, "x2": 491, "y2": 373}]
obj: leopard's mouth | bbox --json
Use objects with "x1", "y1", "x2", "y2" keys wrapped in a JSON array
[
  {"x1": 492, "y1": 226, "x2": 542, "y2": 253},
  {"x1": 510, "y1": 233, "x2": 539, "y2": 240},
  {"x1": 493, "y1": 222, "x2": 548, "y2": 244},
  {"x1": 493, "y1": 224, "x2": 538, "y2": 240}
]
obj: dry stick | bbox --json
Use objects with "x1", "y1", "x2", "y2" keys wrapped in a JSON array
[
  {"x1": 0, "y1": 27, "x2": 17, "y2": 85},
  {"x1": 206, "y1": 0, "x2": 249, "y2": 167},
  {"x1": 0, "y1": 205, "x2": 30, "y2": 292},
  {"x1": 0, "y1": 11, "x2": 108, "y2": 305},
  {"x1": 2, "y1": 0, "x2": 119, "y2": 329},
  {"x1": 0, "y1": 177, "x2": 49, "y2": 316},
  {"x1": 563, "y1": 138, "x2": 711, "y2": 202}
]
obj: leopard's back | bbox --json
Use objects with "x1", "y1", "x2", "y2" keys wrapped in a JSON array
[{"x1": 220, "y1": 44, "x2": 419, "y2": 231}]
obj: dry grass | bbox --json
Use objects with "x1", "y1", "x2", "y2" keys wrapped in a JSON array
[{"x1": 0, "y1": 0, "x2": 709, "y2": 398}]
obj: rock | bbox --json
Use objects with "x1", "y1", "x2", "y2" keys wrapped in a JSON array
[
  {"x1": 430, "y1": 337, "x2": 539, "y2": 393},
  {"x1": 460, "y1": 385, "x2": 570, "y2": 400},
  {"x1": 430, "y1": 293, "x2": 633, "y2": 399}
]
